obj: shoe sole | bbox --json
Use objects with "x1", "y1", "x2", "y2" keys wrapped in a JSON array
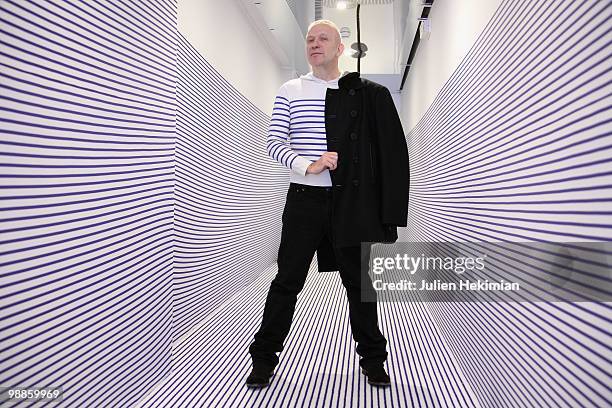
[
  {"x1": 246, "y1": 382, "x2": 270, "y2": 388},
  {"x1": 367, "y1": 380, "x2": 391, "y2": 387},
  {"x1": 361, "y1": 368, "x2": 391, "y2": 387},
  {"x1": 246, "y1": 372, "x2": 274, "y2": 388}
]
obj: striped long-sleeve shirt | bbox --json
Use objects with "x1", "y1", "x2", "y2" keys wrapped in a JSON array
[{"x1": 267, "y1": 72, "x2": 344, "y2": 187}]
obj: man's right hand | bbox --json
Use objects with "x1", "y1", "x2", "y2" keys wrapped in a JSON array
[{"x1": 306, "y1": 152, "x2": 338, "y2": 174}]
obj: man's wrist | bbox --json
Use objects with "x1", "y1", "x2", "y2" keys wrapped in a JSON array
[{"x1": 292, "y1": 157, "x2": 313, "y2": 176}]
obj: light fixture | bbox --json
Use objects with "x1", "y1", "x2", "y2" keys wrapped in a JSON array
[
  {"x1": 350, "y1": 41, "x2": 367, "y2": 58},
  {"x1": 337, "y1": 1, "x2": 348, "y2": 9}
]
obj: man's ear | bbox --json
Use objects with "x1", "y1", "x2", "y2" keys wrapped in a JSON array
[{"x1": 337, "y1": 42, "x2": 345, "y2": 56}]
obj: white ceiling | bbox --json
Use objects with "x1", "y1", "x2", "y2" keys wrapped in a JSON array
[{"x1": 241, "y1": 0, "x2": 430, "y2": 93}]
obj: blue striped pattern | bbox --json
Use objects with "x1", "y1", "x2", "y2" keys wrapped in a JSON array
[
  {"x1": 267, "y1": 94, "x2": 328, "y2": 169},
  {"x1": 0, "y1": 0, "x2": 176, "y2": 407},
  {"x1": 399, "y1": 0, "x2": 612, "y2": 406},
  {"x1": 138, "y1": 264, "x2": 481, "y2": 408},
  {"x1": 142, "y1": 0, "x2": 610, "y2": 406},
  {"x1": 1, "y1": 0, "x2": 610, "y2": 407},
  {"x1": 173, "y1": 33, "x2": 289, "y2": 342},
  {"x1": 403, "y1": 0, "x2": 612, "y2": 244}
]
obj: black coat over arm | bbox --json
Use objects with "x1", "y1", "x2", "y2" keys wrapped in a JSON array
[{"x1": 316, "y1": 72, "x2": 410, "y2": 271}]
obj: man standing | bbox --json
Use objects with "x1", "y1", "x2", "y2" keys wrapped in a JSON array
[{"x1": 247, "y1": 19, "x2": 409, "y2": 388}]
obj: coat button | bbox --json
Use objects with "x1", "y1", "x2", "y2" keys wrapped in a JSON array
[
  {"x1": 353, "y1": 155, "x2": 359, "y2": 163},
  {"x1": 348, "y1": 89, "x2": 355, "y2": 96},
  {"x1": 352, "y1": 179, "x2": 359, "y2": 187},
  {"x1": 350, "y1": 110, "x2": 358, "y2": 117},
  {"x1": 350, "y1": 132, "x2": 358, "y2": 141}
]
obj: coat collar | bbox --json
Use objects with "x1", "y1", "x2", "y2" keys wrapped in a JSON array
[{"x1": 338, "y1": 71, "x2": 364, "y2": 90}]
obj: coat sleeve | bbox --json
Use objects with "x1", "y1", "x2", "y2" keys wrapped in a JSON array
[{"x1": 374, "y1": 86, "x2": 410, "y2": 227}]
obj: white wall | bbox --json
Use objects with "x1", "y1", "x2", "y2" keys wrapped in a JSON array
[
  {"x1": 324, "y1": 4, "x2": 397, "y2": 75},
  {"x1": 400, "y1": 0, "x2": 503, "y2": 132},
  {"x1": 178, "y1": 0, "x2": 291, "y2": 114}
]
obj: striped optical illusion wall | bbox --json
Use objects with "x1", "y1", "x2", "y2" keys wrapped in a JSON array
[
  {"x1": 1, "y1": 1, "x2": 611, "y2": 408},
  {"x1": 0, "y1": 0, "x2": 178, "y2": 407},
  {"x1": 401, "y1": 0, "x2": 611, "y2": 407},
  {"x1": 172, "y1": 32, "x2": 289, "y2": 344}
]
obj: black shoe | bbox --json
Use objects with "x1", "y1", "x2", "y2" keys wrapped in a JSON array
[
  {"x1": 246, "y1": 365, "x2": 275, "y2": 388},
  {"x1": 362, "y1": 365, "x2": 391, "y2": 387}
]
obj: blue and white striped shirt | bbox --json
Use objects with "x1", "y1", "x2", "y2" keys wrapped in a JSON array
[{"x1": 267, "y1": 72, "x2": 343, "y2": 187}]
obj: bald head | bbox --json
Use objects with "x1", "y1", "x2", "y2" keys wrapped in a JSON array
[
  {"x1": 307, "y1": 20, "x2": 342, "y2": 45},
  {"x1": 306, "y1": 20, "x2": 344, "y2": 70}
]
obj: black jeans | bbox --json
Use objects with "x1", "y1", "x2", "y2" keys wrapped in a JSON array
[{"x1": 248, "y1": 183, "x2": 388, "y2": 371}]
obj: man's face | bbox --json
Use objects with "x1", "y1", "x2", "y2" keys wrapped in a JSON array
[{"x1": 306, "y1": 24, "x2": 344, "y2": 68}]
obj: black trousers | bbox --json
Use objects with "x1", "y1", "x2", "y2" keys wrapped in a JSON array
[{"x1": 248, "y1": 183, "x2": 388, "y2": 371}]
